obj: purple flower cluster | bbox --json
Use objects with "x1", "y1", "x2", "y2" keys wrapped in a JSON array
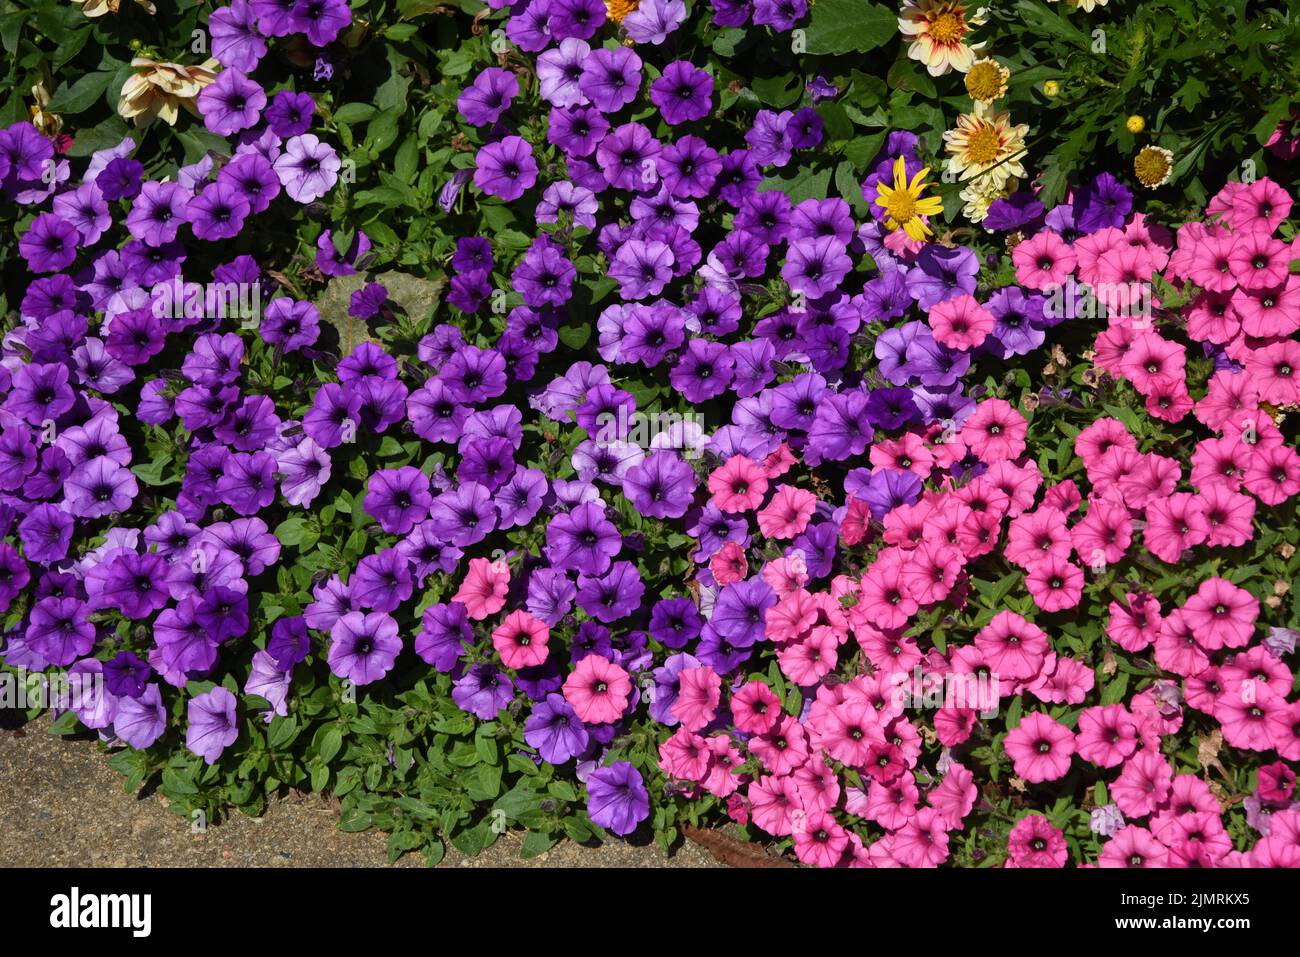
[{"x1": 2, "y1": 0, "x2": 1205, "y2": 851}]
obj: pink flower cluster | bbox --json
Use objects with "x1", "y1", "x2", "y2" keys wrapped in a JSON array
[{"x1": 648, "y1": 178, "x2": 1300, "y2": 868}]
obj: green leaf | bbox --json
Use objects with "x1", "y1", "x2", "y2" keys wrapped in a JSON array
[
  {"x1": 451, "y1": 821, "x2": 496, "y2": 856},
  {"x1": 46, "y1": 71, "x2": 115, "y2": 114},
  {"x1": 275, "y1": 517, "x2": 320, "y2": 550},
  {"x1": 1253, "y1": 97, "x2": 1293, "y2": 147},
  {"x1": 558, "y1": 323, "x2": 592, "y2": 350},
  {"x1": 803, "y1": 0, "x2": 897, "y2": 56},
  {"x1": 68, "y1": 118, "x2": 132, "y2": 157},
  {"x1": 548, "y1": 779, "x2": 578, "y2": 803},
  {"x1": 319, "y1": 726, "x2": 343, "y2": 764},
  {"x1": 760, "y1": 164, "x2": 832, "y2": 205},
  {"x1": 1004, "y1": 695, "x2": 1024, "y2": 731},
  {"x1": 387, "y1": 829, "x2": 425, "y2": 863},
  {"x1": 337, "y1": 806, "x2": 373, "y2": 832},
  {"x1": 520, "y1": 830, "x2": 556, "y2": 859},
  {"x1": 1100, "y1": 671, "x2": 1129, "y2": 706}
]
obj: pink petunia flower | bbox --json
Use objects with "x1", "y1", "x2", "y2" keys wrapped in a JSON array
[
  {"x1": 707, "y1": 455, "x2": 769, "y2": 513},
  {"x1": 671, "y1": 665, "x2": 722, "y2": 732},
  {"x1": 756, "y1": 484, "x2": 817, "y2": 539},
  {"x1": 491, "y1": 609, "x2": 550, "y2": 669},
  {"x1": 453, "y1": 557, "x2": 510, "y2": 620},
  {"x1": 1003, "y1": 711, "x2": 1075, "y2": 783},
  {"x1": 562, "y1": 653, "x2": 631, "y2": 724}
]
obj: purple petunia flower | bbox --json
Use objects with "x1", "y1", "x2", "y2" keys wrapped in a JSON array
[
  {"x1": 186, "y1": 687, "x2": 239, "y2": 765},
  {"x1": 473, "y1": 135, "x2": 538, "y2": 202},
  {"x1": 452, "y1": 664, "x2": 515, "y2": 720},
  {"x1": 458, "y1": 67, "x2": 520, "y2": 126},
  {"x1": 585, "y1": 761, "x2": 650, "y2": 836},
  {"x1": 273, "y1": 133, "x2": 339, "y2": 203},
  {"x1": 199, "y1": 70, "x2": 266, "y2": 137},
  {"x1": 579, "y1": 46, "x2": 642, "y2": 114},
  {"x1": 328, "y1": 611, "x2": 401, "y2": 685},
  {"x1": 1074, "y1": 172, "x2": 1133, "y2": 234},
  {"x1": 524, "y1": 693, "x2": 590, "y2": 763}
]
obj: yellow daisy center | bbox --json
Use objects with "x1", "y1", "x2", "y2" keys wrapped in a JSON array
[
  {"x1": 1134, "y1": 146, "x2": 1172, "y2": 187},
  {"x1": 963, "y1": 125, "x2": 1003, "y2": 166},
  {"x1": 965, "y1": 61, "x2": 1005, "y2": 102},
  {"x1": 884, "y1": 191, "x2": 918, "y2": 224},
  {"x1": 929, "y1": 12, "x2": 963, "y2": 45}
]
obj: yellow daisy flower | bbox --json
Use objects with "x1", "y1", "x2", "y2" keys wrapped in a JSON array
[
  {"x1": 898, "y1": 0, "x2": 988, "y2": 77},
  {"x1": 964, "y1": 57, "x2": 1009, "y2": 104},
  {"x1": 1133, "y1": 145, "x2": 1174, "y2": 189},
  {"x1": 943, "y1": 101, "x2": 1029, "y2": 190},
  {"x1": 876, "y1": 156, "x2": 946, "y2": 242}
]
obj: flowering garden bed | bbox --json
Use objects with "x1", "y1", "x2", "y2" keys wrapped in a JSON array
[{"x1": 1, "y1": 0, "x2": 1298, "y2": 867}]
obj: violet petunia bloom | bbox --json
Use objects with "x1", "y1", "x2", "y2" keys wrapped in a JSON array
[
  {"x1": 125, "y1": 181, "x2": 188, "y2": 247},
  {"x1": 524, "y1": 694, "x2": 590, "y2": 763},
  {"x1": 427, "y1": 481, "x2": 497, "y2": 547},
  {"x1": 65, "y1": 458, "x2": 138, "y2": 519},
  {"x1": 268, "y1": 616, "x2": 312, "y2": 670},
  {"x1": 577, "y1": 561, "x2": 646, "y2": 623},
  {"x1": 273, "y1": 134, "x2": 340, "y2": 203},
  {"x1": 303, "y1": 383, "x2": 362, "y2": 449},
  {"x1": 537, "y1": 39, "x2": 592, "y2": 109},
  {"x1": 113, "y1": 684, "x2": 166, "y2": 749},
  {"x1": 545, "y1": 501, "x2": 622, "y2": 576},
  {"x1": 473, "y1": 136, "x2": 538, "y2": 202},
  {"x1": 906, "y1": 243, "x2": 979, "y2": 310},
  {"x1": 198, "y1": 69, "x2": 266, "y2": 137},
  {"x1": 513, "y1": 237, "x2": 577, "y2": 308},
  {"x1": 579, "y1": 46, "x2": 643, "y2": 114},
  {"x1": 278, "y1": 438, "x2": 332, "y2": 507},
  {"x1": 261, "y1": 298, "x2": 322, "y2": 352},
  {"x1": 650, "y1": 60, "x2": 712, "y2": 125},
  {"x1": 211, "y1": 0, "x2": 268, "y2": 73},
  {"x1": 365, "y1": 466, "x2": 433, "y2": 535},
  {"x1": 457, "y1": 66, "x2": 520, "y2": 126},
  {"x1": 623, "y1": 0, "x2": 688, "y2": 45},
  {"x1": 709, "y1": 576, "x2": 777, "y2": 648},
  {"x1": 852, "y1": 468, "x2": 923, "y2": 521},
  {"x1": 550, "y1": 0, "x2": 606, "y2": 40},
  {"x1": 585, "y1": 761, "x2": 650, "y2": 836},
  {"x1": 103, "y1": 651, "x2": 154, "y2": 699},
  {"x1": 351, "y1": 548, "x2": 413, "y2": 612},
  {"x1": 25, "y1": 596, "x2": 94, "y2": 667},
  {"x1": 288, "y1": 0, "x2": 352, "y2": 46},
  {"x1": 328, "y1": 611, "x2": 402, "y2": 685},
  {"x1": 805, "y1": 390, "x2": 874, "y2": 464},
  {"x1": 621, "y1": 450, "x2": 697, "y2": 519},
  {"x1": 415, "y1": 602, "x2": 474, "y2": 671},
  {"x1": 1074, "y1": 172, "x2": 1133, "y2": 234},
  {"x1": 186, "y1": 687, "x2": 239, "y2": 765},
  {"x1": 452, "y1": 664, "x2": 515, "y2": 720},
  {"x1": 649, "y1": 598, "x2": 705, "y2": 650},
  {"x1": 782, "y1": 236, "x2": 851, "y2": 299},
  {"x1": 245, "y1": 650, "x2": 292, "y2": 721},
  {"x1": 216, "y1": 451, "x2": 278, "y2": 515},
  {"x1": 526, "y1": 566, "x2": 577, "y2": 625}
]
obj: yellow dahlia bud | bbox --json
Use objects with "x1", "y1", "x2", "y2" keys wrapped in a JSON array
[
  {"x1": 1042, "y1": 80, "x2": 1059, "y2": 97},
  {"x1": 1126, "y1": 114, "x2": 1145, "y2": 133}
]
